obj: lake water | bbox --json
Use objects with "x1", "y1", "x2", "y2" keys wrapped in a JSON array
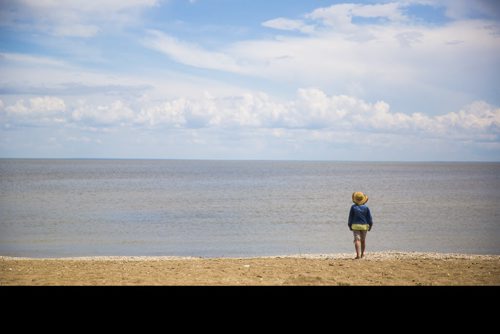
[{"x1": 0, "y1": 159, "x2": 499, "y2": 257}]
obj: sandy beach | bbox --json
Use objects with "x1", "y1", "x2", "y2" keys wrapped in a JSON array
[{"x1": 1, "y1": 252, "x2": 499, "y2": 286}]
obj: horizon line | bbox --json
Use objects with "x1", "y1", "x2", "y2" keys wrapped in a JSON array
[{"x1": 0, "y1": 157, "x2": 499, "y2": 163}]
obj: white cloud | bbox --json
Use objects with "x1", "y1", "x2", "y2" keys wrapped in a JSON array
[
  {"x1": 351, "y1": 3, "x2": 406, "y2": 21},
  {"x1": 28, "y1": 96, "x2": 66, "y2": 114},
  {"x1": 52, "y1": 24, "x2": 101, "y2": 38},
  {"x1": 19, "y1": 0, "x2": 158, "y2": 12},
  {"x1": 262, "y1": 18, "x2": 315, "y2": 34},
  {"x1": 241, "y1": 9, "x2": 499, "y2": 115},
  {"x1": 145, "y1": 30, "x2": 245, "y2": 73},
  {"x1": 2, "y1": 90, "x2": 498, "y2": 142},
  {"x1": 135, "y1": 93, "x2": 285, "y2": 128},
  {"x1": 0, "y1": 52, "x2": 70, "y2": 67},
  {"x1": 306, "y1": 2, "x2": 406, "y2": 31},
  {"x1": 136, "y1": 99, "x2": 188, "y2": 127},
  {"x1": 3, "y1": 96, "x2": 67, "y2": 125},
  {"x1": 72, "y1": 100, "x2": 135, "y2": 126},
  {"x1": 5, "y1": 0, "x2": 159, "y2": 37},
  {"x1": 5, "y1": 96, "x2": 66, "y2": 116},
  {"x1": 437, "y1": 101, "x2": 500, "y2": 131},
  {"x1": 0, "y1": 50, "x2": 251, "y2": 103},
  {"x1": 142, "y1": 2, "x2": 499, "y2": 118},
  {"x1": 2, "y1": 90, "x2": 498, "y2": 160}
]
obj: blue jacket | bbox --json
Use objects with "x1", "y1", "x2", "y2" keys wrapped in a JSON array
[{"x1": 348, "y1": 204, "x2": 373, "y2": 229}]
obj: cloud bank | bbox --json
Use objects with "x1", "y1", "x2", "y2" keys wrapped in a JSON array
[{"x1": 2, "y1": 90, "x2": 498, "y2": 141}]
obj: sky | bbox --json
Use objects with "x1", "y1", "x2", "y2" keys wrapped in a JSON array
[{"x1": 0, "y1": 0, "x2": 499, "y2": 161}]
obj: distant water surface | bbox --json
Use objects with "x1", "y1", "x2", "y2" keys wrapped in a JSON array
[{"x1": 0, "y1": 159, "x2": 499, "y2": 257}]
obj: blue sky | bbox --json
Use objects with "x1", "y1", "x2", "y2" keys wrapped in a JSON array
[{"x1": 0, "y1": 0, "x2": 499, "y2": 160}]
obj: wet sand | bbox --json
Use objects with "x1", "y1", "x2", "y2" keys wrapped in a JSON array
[{"x1": 1, "y1": 252, "x2": 499, "y2": 286}]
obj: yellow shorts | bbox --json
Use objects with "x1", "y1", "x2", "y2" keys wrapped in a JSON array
[{"x1": 351, "y1": 224, "x2": 369, "y2": 231}]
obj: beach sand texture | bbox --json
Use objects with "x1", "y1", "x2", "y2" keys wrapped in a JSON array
[{"x1": 1, "y1": 252, "x2": 499, "y2": 286}]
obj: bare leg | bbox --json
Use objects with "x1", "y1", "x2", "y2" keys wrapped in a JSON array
[
  {"x1": 354, "y1": 240, "x2": 361, "y2": 259},
  {"x1": 360, "y1": 240, "x2": 366, "y2": 258}
]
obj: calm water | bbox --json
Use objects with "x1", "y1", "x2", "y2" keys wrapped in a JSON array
[{"x1": 0, "y1": 159, "x2": 499, "y2": 257}]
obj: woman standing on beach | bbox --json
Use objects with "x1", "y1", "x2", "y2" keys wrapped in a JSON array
[{"x1": 348, "y1": 192, "x2": 373, "y2": 259}]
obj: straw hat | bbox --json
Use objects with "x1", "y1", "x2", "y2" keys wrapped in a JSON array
[{"x1": 352, "y1": 191, "x2": 368, "y2": 205}]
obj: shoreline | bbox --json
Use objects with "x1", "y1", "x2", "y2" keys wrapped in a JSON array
[
  {"x1": 2, "y1": 251, "x2": 499, "y2": 286},
  {"x1": 1, "y1": 251, "x2": 499, "y2": 261}
]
